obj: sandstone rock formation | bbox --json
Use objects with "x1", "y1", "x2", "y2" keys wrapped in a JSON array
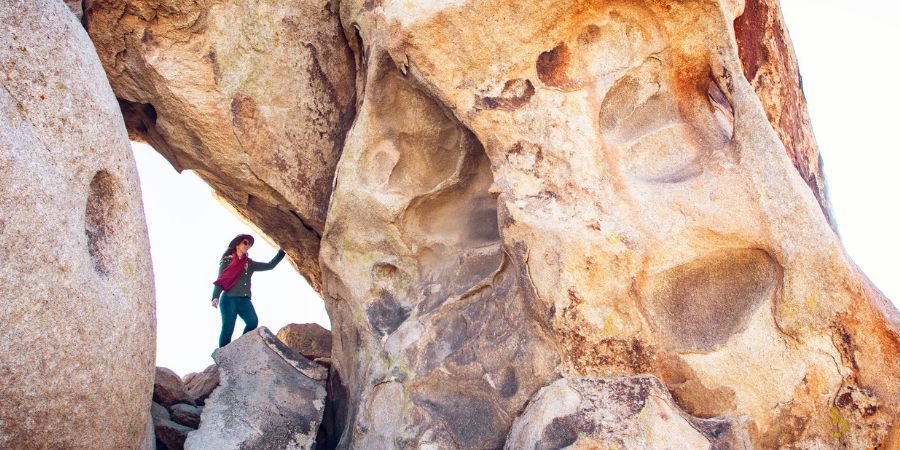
[
  {"x1": 84, "y1": 0, "x2": 357, "y2": 291},
  {"x1": 185, "y1": 327, "x2": 327, "y2": 450},
  {"x1": 0, "y1": 1, "x2": 155, "y2": 447},
  {"x1": 277, "y1": 322, "x2": 333, "y2": 361},
  {"x1": 318, "y1": 1, "x2": 900, "y2": 447},
  {"x1": 71, "y1": 0, "x2": 900, "y2": 448}
]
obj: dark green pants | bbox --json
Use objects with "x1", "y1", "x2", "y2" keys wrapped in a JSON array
[{"x1": 219, "y1": 294, "x2": 258, "y2": 347}]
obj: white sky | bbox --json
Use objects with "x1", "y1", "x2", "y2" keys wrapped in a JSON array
[
  {"x1": 138, "y1": 1, "x2": 900, "y2": 376},
  {"x1": 134, "y1": 145, "x2": 330, "y2": 376}
]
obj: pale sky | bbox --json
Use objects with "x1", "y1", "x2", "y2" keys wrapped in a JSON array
[{"x1": 139, "y1": 1, "x2": 900, "y2": 376}]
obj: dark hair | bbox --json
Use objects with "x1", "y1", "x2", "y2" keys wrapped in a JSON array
[{"x1": 221, "y1": 234, "x2": 255, "y2": 259}]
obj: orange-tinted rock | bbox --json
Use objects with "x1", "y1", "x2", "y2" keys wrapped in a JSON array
[
  {"x1": 320, "y1": 0, "x2": 899, "y2": 447},
  {"x1": 185, "y1": 364, "x2": 219, "y2": 406},
  {"x1": 734, "y1": 0, "x2": 833, "y2": 228}
]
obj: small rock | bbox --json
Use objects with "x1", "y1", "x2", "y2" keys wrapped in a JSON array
[
  {"x1": 154, "y1": 367, "x2": 194, "y2": 408},
  {"x1": 151, "y1": 401, "x2": 171, "y2": 422},
  {"x1": 154, "y1": 416, "x2": 193, "y2": 450},
  {"x1": 185, "y1": 364, "x2": 219, "y2": 406},
  {"x1": 276, "y1": 323, "x2": 332, "y2": 361},
  {"x1": 170, "y1": 403, "x2": 202, "y2": 429}
]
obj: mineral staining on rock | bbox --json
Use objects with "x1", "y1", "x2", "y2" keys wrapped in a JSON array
[
  {"x1": 0, "y1": 0, "x2": 155, "y2": 447},
  {"x1": 65, "y1": 0, "x2": 900, "y2": 448},
  {"x1": 323, "y1": 0, "x2": 899, "y2": 447},
  {"x1": 505, "y1": 375, "x2": 752, "y2": 449}
]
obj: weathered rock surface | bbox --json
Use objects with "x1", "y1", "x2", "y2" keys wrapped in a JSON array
[
  {"x1": 734, "y1": 0, "x2": 833, "y2": 228},
  {"x1": 505, "y1": 376, "x2": 751, "y2": 449},
  {"x1": 170, "y1": 403, "x2": 203, "y2": 429},
  {"x1": 155, "y1": 415, "x2": 193, "y2": 450},
  {"x1": 0, "y1": 1, "x2": 155, "y2": 448},
  {"x1": 185, "y1": 327, "x2": 327, "y2": 450},
  {"x1": 276, "y1": 322, "x2": 333, "y2": 361},
  {"x1": 319, "y1": 0, "x2": 900, "y2": 447},
  {"x1": 84, "y1": 0, "x2": 356, "y2": 291},
  {"x1": 185, "y1": 364, "x2": 220, "y2": 406},
  {"x1": 154, "y1": 367, "x2": 194, "y2": 408},
  {"x1": 74, "y1": 0, "x2": 900, "y2": 447}
]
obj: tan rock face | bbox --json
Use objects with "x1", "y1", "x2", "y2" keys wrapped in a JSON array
[
  {"x1": 276, "y1": 322, "x2": 333, "y2": 361},
  {"x1": 84, "y1": 0, "x2": 357, "y2": 290},
  {"x1": 734, "y1": 0, "x2": 833, "y2": 228},
  {"x1": 0, "y1": 1, "x2": 155, "y2": 447},
  {"x1": 81, "y1": 0, "x2": 899, "y2": 447},
  {"x1": 185, "y1": 327, "x2": 327, "y2": 450},
  {"x1": 320, "y1": 0, "x2": 899, "y2": 447}
]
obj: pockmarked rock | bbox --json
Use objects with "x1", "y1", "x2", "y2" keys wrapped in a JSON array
[
  {"x1": 316, "y1": 0, "x2": 900, "y2": 447},
  {"x1": 76, "y1": 0, "x2": 900, "y2": 447},
  {"x1": 84, "y1": 0, "x2": 356, "y2": 291},
  {"x1": 0, "y1": 1, "x2": 155, "y2": 448},
  {"x1": 505, "y1": 376, "x2": 751, "y2": 449},
  {"x1": 276, "y1": 322, "x2": 333, "y2": 361},
  {"x1": 184, "y1": 327, "x2": 327, "y2": 450}
]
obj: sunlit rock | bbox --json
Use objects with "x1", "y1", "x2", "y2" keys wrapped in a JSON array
[
  {"x1": 0, "y1": 0, "x2": 155, "y2": 447},
  {"x1": 84, "y1": 0, "x2": 357, "y2": 290},
  {"x1": 185, "y1": 327, "x2": 327, "y2": 450},
  {"x1": 277, "y1": 322, "x2": 333, "y2": 361},
  {"x1": 77, "y1": 0, "x2": 900, "y2": 447},
  {"x1": 318, "y1": 0, "x2": 899, "y2": 447}
]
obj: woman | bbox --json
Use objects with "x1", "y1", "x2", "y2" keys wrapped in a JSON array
[{"x1": 211, "y1": 234, "x2": 286, "y2": 347}]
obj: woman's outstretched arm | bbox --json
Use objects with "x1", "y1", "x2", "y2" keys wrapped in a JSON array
[{"x1": 249, "y1": 249, "x2": 286, "y2": 272}]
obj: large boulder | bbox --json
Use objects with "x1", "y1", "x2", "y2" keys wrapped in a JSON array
[
  {"x1": 0, "y1": 0, "x2": 155, "y2": 447},
  {"x1": 318, "y1": 1, "x2": 899, "y2": 447},
  {"x1": 276, "y1": 322, "x2": 332, "y2": 361},
  {"x1": 155, "y1": 416, "x2": 193, "y2": 450},
  {"x1": 79, "y1": 0, "x2": 900, "y2": 447},
  {"x1": 185, "y1": 327, "x2": 328, "y2": 450}
]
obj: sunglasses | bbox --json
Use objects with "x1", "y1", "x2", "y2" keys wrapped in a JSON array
[{"x1": 240, "y1": 240, "x2": 253, "y2": 247}]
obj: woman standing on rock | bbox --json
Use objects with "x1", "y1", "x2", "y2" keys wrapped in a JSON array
[{"x1": 211, "y1": 234, "x2": 285, "y2": 347}]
